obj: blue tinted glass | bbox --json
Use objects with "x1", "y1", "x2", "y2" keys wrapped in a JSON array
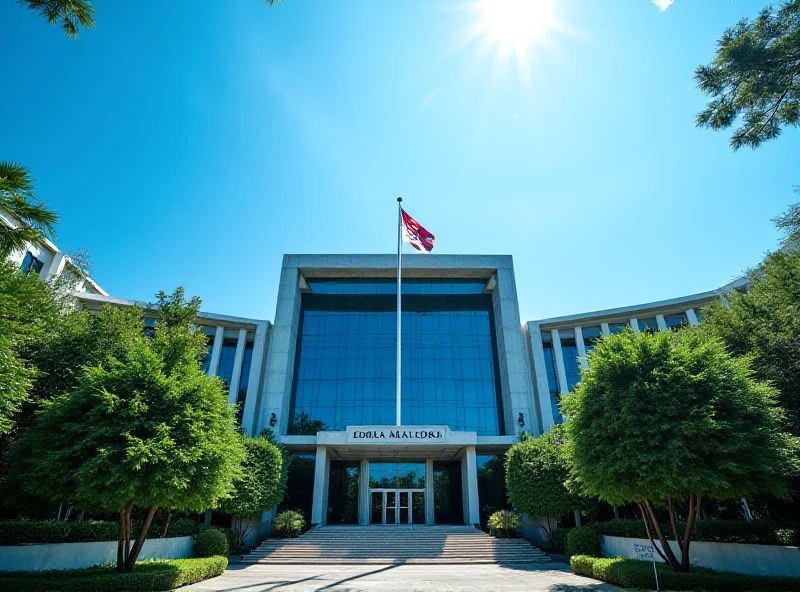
[
  {"x1": 290, "y1": 290, "x2": 503, "y2": 435},
  {"x1": 236, "y1": 342, "x2": 254, "y2": 407},
  {"x1": 664, "y1": 314, "x2": 687, "y2": 330},
  {"x1": 637, "y1": 318, "x2": 659, "y2": 333},
  {"x1": 308, "y1": 279, "x2": 485, "y2": 295},
  {"x1": 216, "y1": 339, "x2": 238, "y2": 388},
  {"x1": 368, "y1": 462, "x2": 426, "y2": 488},
  {"x1": 541, "y1": 342, "x2": 562, "y2": 424},
  {"x1": 560, "y1": 339, "x2": 581, "y2": 392},
  {"x1": 609, "y1": 323, "x2": 628, "y2": 334}
]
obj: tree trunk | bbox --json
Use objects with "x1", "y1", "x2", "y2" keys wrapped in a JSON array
[
  {"x1": 644, "y1": 500, "x2": 681, "y2": 570},
  {"x1": 204, "y1": 509, "x2": 212, "y2": 528},
  {"x1": 124, "y1": 506, "x2": 158, "y2": 573},
  {"x1": 64, "y1": 506, "x2": 73, "y2": 522},
  {"x1": 56, "y1": 503, "x2": 63, "y2": 522},
  {"x1": 742, "y1": 497, "x2": 753, "y2": 521},
  {"x1": 612, "y1": 506, "x2": 620, "y2": 520},
  {"x1": 638, "y1": 503, "x2": 669, "y2": 564},
  {"x1": 117, "y1": 510, "x2": 126, "y2": 573},
  {"x1": 678, "y1": 495, "x2": 701, "y2": 573},
  {"x1": 161, "y1": 509, "x2": 171, "y2": 538},
  {"x1": 573, "y1": 510, "x2": 582, "y2": 528}
]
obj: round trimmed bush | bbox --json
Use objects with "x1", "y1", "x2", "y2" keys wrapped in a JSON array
[
  {"x1": 194, "y1": 529, "x2": 228, "y2": 558},
  {"x1": 274, "y1": 510, "x2": 305, "y2": 538},
  {"x1": 566, "y1": 525, "x2": 600, "y2": 558}
]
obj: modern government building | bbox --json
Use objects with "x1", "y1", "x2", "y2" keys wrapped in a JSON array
[{"x1": 5, "y1": 215, "x2": 748, "y2": 532}]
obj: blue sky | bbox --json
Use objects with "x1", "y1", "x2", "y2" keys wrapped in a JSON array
[{"x1": 1, "y1": 0, "x2": 797, "y2": 322}]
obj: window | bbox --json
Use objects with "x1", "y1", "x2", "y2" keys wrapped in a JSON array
[
  {"x1": 216, "y1": 338, "x2": 239, "y2": 388},
  {"x1": 664, "y1": 313, "x2": 688, "y2": 331},
  {"x1": 143, "y1": 318, "x2": 156, "y2": 338},
  {"x1": 559, "y1": 331, "x2": 582, "y2": 393},
  {"x1": 637, "y1": 318, "x2": 659, "y2": 334},
  {"x1": 289, "y1": 280, "x2": 504, "y2": 435},
  {"x1": 609, "y1": 323, "x2": 628, "y2": 334},
  {"x1": 236, "y1": 341, "x2": 254, "y2": 408},
  {"x1": 200, "y1": 328, "x2": 216, "y2": 374},
  {"x1": 581, "y1": 326, "x2": 602, "y2": 353},
  {"x1": 20, "y1": 252, "x2": 43, "y2": 275},
  {"x1": 692, "y1": 308, "x2": 704, "y2": 323}
]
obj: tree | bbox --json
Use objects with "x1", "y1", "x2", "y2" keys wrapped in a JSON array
[
  {"x1": 773, "y1": 188, "x2": 800, "y2": 247},
  {"x1": 0, "y1": 335, "x2": 31, "y2": 436},
  {"x1": 18, "y1": 0, "x2": 280, "y2": 38},
  {"x1": 563, "y1": 329, "x2": 796, "y2": 572},
  {"x1": 0, "y1": 162, "x2": 58, "y2": 259},
  {"x1": 8, "y1": 289, "x2": 245, "y2": 572},
  {"x1": 701, "y1": 248, "x2": 800, "y2": 437},
  {"x1": 219, "y1": 431, "x2": 287, "y2": 551},
  {"x1": 695, "y1": 0, "x2": 800, "y2": 150},
  {"x1": 505, "y1": 426, "x2": 583, "y2": 539}
]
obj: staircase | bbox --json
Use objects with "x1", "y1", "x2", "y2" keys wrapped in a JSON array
[{"x1": 241, "y1": 525, "x2": 550, "y2": 564}]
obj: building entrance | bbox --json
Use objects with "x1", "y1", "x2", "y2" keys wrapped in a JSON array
[{"x1": 370, "y1": 489, "x2": 425, "y2": 524}]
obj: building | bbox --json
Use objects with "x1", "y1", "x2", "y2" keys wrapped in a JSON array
[{"x1": 4, "y1": 226, "x2": 746, "y2": 530}]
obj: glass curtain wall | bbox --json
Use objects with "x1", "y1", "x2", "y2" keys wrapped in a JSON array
[
  {"x1": 328, "y1": 461, "x2": 360, "y2": 525},
  {"x1": 289, "y1": 280, "x2": 504, "y2": 435},
  {"x1": 477, "y1": 454, "x2": 511, "y2": 529},
  {"x1": 432, "y1": 461, "x2": 463, "y2": 524}
]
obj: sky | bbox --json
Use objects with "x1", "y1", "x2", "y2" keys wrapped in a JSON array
[{"x1": 1, "y1": 0, "x2": 797, "y2": 323}]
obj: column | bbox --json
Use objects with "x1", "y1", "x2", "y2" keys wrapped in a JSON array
[
  {"x1": 600, "y1": 322, "x2": 610, "y2": 337},
  {"x1": 241, "y1": 322, "x2": 269, "y2": 436},
  {"x1": 207, "y1": 326, "x2": 225, "y2": 377},
  {"x1": 227, "y1": 329, "x2": 248, "y2": 405},
  {"x1": 629, "y1": 318, "x2": 640, "y2": 333},
  {"x1": 44, "y1": 252, "x2": 67, "y2": 281},
  {"x1": 574, "y1": 326, "x2": 588, "y2": 369},
  {"x1": 462, "y1": 446, "x2": 480, "y2": 526},
  {"x1": 425, "y1": 459, "x2": 434, "y2": 525},
  {"x1": 359, "y1": 459, "x2": 369, "y2": 525},
  {"x1": 686, "y1": 308, "x2": 700, "y2": 327},
  {"x1": 310, "y1": 445, "x2": 329, "y2": 527},
  {"x1": 527, "y1": 323, "x2": 554, "y2": 434},
  {"x1": 656, "y1": 314, "x2": 667, "y2": 332},
  {"x1": 551, "y1": 329, "x2": 569, "y2": 397}
]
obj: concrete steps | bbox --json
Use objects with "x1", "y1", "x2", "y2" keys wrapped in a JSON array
[{"x1": 241, "y1": 525, "x2": 550, "y2": 565}]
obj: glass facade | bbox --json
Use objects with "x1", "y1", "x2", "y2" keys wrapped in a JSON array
[
  {"x1": 477, "y1": 454, "x2": 511, "y2": 528},
  {"x1": 328, "y1": 461, "x2": 360, "y2": 525},
  {"x1": 432, "y1": 461, "x2": 463, "y2": 524},
  {"x1": 664, "y1": 313, "x2": 688, "y2": 330},
  {"x1": 19, "y1": 252, "x2": 43, "y2": 275},
  {"x1": 216, "y1": 338, "x2": 239, "y2": 389},
  {"x1": 368, "y1": 462, "x2": 426, "y2": 489},
  {"x1": 609, "y1": 322, "x2": 628, "y2": 334},
  {"x1": 637, "y1": 318, "x2": 659, "y2": 334},
  {"x1": 581, "y1": 326, "x2": 602, "y2": 353},
  {"x1": 559, "y1": 330, "x2": 582, "y2": 393},
  {"x1": 289, "y1": 280, "x2": 504, "y2": 435}
]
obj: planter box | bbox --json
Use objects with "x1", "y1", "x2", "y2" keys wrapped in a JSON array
[
  {"x1": 601, "y1": 534, "x2": 800, "y2": 577},
  {"x1": 0, "y1": 536, "x2": 193, "y2": 572}
]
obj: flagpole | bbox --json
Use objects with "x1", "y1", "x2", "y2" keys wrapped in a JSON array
[{"x1": 396, "y1": 197, "x2": 403, "y2": 427}]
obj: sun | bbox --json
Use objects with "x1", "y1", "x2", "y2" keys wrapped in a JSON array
[{"x1": 477, "y1": 0, "x2": 555, "y2": 50}]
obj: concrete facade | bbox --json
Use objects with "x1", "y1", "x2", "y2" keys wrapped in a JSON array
[{"x1": 0, "y1": 536, "x2": 193, "y2": 572}]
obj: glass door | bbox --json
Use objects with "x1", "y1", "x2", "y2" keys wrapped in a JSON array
[{"x1": 369, "y1": 488, "x2": 425, "y2": 524}]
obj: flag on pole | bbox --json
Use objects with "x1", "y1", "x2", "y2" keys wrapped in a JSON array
[{"x1": 401, "y1": 209, "x2": 435, "y2": 253}]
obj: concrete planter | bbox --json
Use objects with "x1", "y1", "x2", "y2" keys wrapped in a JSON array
[
  {"x1": 0, "y1": 535, "x2": 193, "y2": 572},
  {"x1": 601, "y1": 534, "x2": 800, "y2": 577}
]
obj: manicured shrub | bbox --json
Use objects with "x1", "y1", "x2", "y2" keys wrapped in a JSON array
[
  {"x1": 212, "y1": 527, "x2": 241, "y2": 555},
  {"x1": 487, "y1": 510, "x2": 521, "y2": 538},
  {"x1": 0, "y1": 518, "x2": 202, "y2": 546},
  {"x1": 570, "y1": 555, "x2": 800, "y2": 592},
  {"x1": 547, "y1": 528, "x2": 570, "y2": 554},
  {"x1": 274, "y1": 510, "x2": 305, "y2": 538},
  {"x1": 0, "y1": 556, "x2": 227, "y2": 591},
  {"x1": 566, "y1": 526, "x2": 600, "y2": 558},
  {"x1": 194, "y1": 529, "x2": 228, "y2": 558}
]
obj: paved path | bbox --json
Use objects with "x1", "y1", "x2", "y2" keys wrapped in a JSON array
[{"x1": 185, "y1": 561, "x2": 622, "y2": 591}]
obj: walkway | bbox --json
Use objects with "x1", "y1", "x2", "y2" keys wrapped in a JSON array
[{"x1": 186, "y1": 562, "x2": 623, "y2": 591}]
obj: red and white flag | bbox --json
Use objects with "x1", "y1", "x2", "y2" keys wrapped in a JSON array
[{"x1": 401, "y1": 209, "x2": 435, "y2": 253}]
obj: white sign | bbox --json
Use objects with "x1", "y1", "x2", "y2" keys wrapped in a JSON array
[{"x1": 346, "y1": 425, "x2": 450, "y2": 444}]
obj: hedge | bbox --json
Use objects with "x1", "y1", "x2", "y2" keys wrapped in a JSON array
[
  {"x1": 592, "y1": 518, "x2": 798, "y2": 546},
  {"x1": 571, "y1": 555, "x2": 800, "y2": 592},
  {"x1": 545, "y1": 528, "x2": 569, "y2": 554},
  {"x1": 0, "y1": 518, "x2": 202, "y2": 546},
  {"x1": 0, "y1": 556, "x2": 227, "y2": 592},
  {"x1": 195, "y1": 529, "x2": 228, "y2": 558},
  {"x1": 566, "y1": 526, "x2": 600, "y2": 558}
]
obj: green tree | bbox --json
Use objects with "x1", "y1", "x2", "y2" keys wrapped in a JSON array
[
  {"x1": 0, "y1": 162, "x2": 58, "y2": 258},
  {"x1": 773, "y1": 188, "x2": 800, "y2": 247},
  {"x1": 695, "y1": 0, "x2": 800, "y2": 150},
  {"x1": 8, "y1": 289, "x2": 245, "y2": 572},
  {"x1": 18, "y1": 0, "x2": 280, "y2": 38},
  {"x1": 701, "y1": 248, "x2": 800, "y2": 436},
  {"x1": 219, "y1": 431, "x2": 287, "y2": 551},
  {"x1": 505, "y1": 426, "x2": 583, "y2": 538},
  {"x1": 563, "y1": 329, "x2": 796, "y2": 572},
  {"x1": 0, "y1": 335, "x2": 32, "y2": 436}
]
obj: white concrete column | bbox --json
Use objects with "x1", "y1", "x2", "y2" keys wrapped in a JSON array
[
  {"x1": 551, "y1": 329, "x2": 569, "y2": 396},
  {"x1": 686, "y1": 308, "x2": 700, "y2": 327},
  {"x1": 359, "y1": 459, "x2": 369, "y2": 525},
  {"x1": 310, "y1": 445, "x2": 329, "y2": 526},
  {"x1": 462, "y1": 446, "x2": 480, "y2": 526},
  {"x1": 527, "y1": 323, "x2": 554, "y2": 434},
  {"x1": 629, "y1": 318, "x2": 640, "y2": 333},
  {"x1": 600, "y1": 322, "x2": 610, "y2": 337},
  {"x1": 207, "y1": 326, "x2": 225, "y2": 377},
  {"x1": 227, "y1": 329, "x2": 248, "y2": 405},
  {"x1": 574, "y1": 326, "x2": 588, "y2": 369},
  {"x1": 425, "y1": 459, "x2": 434, "y2": 525},
  {"x1": 241, "y1": 322, "x2": 269, "y2": 436},
  {"x1": 656, "y1": 314, "x2": 667, "y2": 332},
  {"x1": 44, "y1": 252, "x2": 67, "y2": 281}
]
